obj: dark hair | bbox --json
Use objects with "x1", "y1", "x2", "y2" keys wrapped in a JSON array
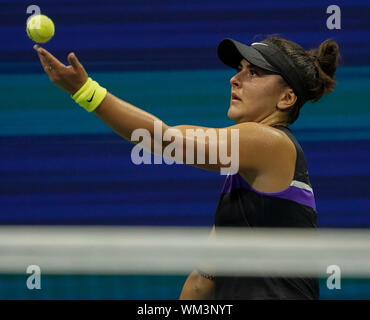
[{"x1": 265, "y1": 37, "x2": 341, "y2": 125}]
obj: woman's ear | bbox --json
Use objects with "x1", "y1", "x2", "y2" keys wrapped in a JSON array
[{"x1": 277, "y1": 87, "x2": 297, "y2": 110}]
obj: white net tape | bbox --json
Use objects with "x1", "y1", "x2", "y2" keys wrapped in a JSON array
[{"x1": 0, "y1": 226, "x2": 369, "y2": 277}]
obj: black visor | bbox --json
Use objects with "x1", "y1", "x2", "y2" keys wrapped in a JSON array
[
  {"x1": 217, "y1": 38, "x2": 280, "y2": 73},
  {"x1": 217, "y1": 38, "x2": 309, "y2": 105}
]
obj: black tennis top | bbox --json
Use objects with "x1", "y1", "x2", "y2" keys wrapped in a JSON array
[{"x1": 213, "y1": 125, "x2": 319, "y2": 300}]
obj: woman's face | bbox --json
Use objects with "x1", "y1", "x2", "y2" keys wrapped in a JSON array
[{"x1": 228, "y1": 59, "x2": 287, "y2": 124}]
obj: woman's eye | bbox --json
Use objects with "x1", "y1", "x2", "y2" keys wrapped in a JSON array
[{"x1": 236, "y1": 68, "x2": 258, "y2": 76}]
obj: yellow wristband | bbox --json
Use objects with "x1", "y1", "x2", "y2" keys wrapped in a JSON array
[{"x1": 71, "y1": 77, "x2": 107, "y2": 112}]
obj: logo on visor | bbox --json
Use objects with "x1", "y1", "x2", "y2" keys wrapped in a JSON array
[{"x1": 251, "y1": 42, "x2": 268, "y2": 46}]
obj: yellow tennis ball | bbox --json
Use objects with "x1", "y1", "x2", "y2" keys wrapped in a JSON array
[{"x1": 26, "y1": 14, "x2": 55, "y2": 43}]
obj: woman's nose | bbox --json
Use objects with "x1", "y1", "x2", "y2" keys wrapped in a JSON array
[{"x1": 230, "y1": 74, "x2": 240, "y2": 87}]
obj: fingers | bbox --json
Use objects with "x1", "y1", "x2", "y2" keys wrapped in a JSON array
[
  {"x1": 33, "y1": 44, "x2": 86, "y2": 79},
  {"x1": 32, "y1": 44, "x2": 88, "y2": 94},
  {"x1": 67, "y1": 52, "x2": 83, "y2": 72},
  {"x1": 33, "y1": 45, "x2": 66, "y2": 71},
  {"x1": 33, "y1": 45, "x2": 51, "y2": 74}
]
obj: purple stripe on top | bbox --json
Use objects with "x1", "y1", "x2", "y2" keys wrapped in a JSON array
[{"x1": 221, "y1": 173, "x2": 316, "y2": 211}]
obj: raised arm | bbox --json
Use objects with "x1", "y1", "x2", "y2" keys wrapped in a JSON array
[{"x1": 33, "y1": 45, "x2": 291, "y2": 175}]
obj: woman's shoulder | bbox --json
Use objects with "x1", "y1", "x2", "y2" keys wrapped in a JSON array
[
  {"x1": 240, "y1": 122, "x2": 296, "y2": 154},
  {"x1": 237, "y1": 122, "x2": 297, "y2": 187}
]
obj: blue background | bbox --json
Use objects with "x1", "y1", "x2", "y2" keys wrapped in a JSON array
[{"x1": 0, "y1": 0, "x2": 369, "y2": 299}]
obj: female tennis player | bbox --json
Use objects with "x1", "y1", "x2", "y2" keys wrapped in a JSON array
[{"x1": 33, "y1": 35, "x2": 340, "y2": 300}]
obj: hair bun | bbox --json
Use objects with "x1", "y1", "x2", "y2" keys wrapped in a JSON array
[
  {"x1": 316, "y1": 40, "x2": 341, "y2": 78},
  {"x1": 308, "y1": 39, "x2": 341, "y2": 97}
]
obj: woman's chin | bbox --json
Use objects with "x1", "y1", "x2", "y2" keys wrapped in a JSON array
[
  {"x1": 227, "y1": 107, "x2": 252, "y2": 123},
  {"x1": 227, "y1": 107, "x2": 240, "y2": 122}
]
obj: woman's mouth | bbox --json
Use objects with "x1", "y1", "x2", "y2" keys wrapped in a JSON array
[{"x1": 231, "y1": 93, "x2": 241, "y2": 101}]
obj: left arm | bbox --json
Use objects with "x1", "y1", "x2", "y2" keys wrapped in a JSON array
[{"x1": 33, "y1": 45, "x2": 289, "y2": 174}]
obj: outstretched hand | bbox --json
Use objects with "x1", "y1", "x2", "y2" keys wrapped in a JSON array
[{"x1": 33, "y1": 44, "x2": 89, "y2": 95}]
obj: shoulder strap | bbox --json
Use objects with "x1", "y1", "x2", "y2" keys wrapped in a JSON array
[{"x1": 272, "y1": 125, "x2": 313, "y2": 187}]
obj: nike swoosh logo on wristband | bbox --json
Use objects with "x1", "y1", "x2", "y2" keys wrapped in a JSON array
[{"x1": 87, "y1": 90, "x2": 96, "y2": 102}]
